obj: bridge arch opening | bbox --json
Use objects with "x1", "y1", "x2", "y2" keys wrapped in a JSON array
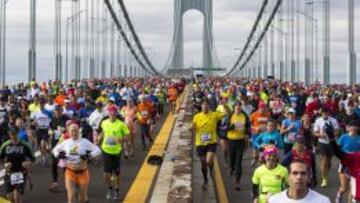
[{"x1": 183, "y1": 9, "x2": 204, "y2": 68}]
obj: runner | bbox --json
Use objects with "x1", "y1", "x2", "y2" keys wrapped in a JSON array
[
  {"x1": 252, "y1": 146, "x2": 288, "y2": 203},
  {"x1": 98, "y1": 105, "x2": 130, "y2": 200},
  {"x1": 31, "y1": 98, "x2": 52, "y2": 165},
  {"x1": 281, "y1": 135, "x2": 317, "y2": 188},
  {"x1": 269, "y1": 161, "x2": 330, "y2": 203},
  {"x1": 254, "y1": 119, "x2": 284, "y2": 150},
  {"x1": 191, "y1": 99, "x2": 225, "y2": 189},
  {"x1": 280, "y1": 108, "x2": 302, "y2": 153},
  {"x1": 137, "y1": 94, "x2": 154, "y2": 150},
  {"x1": 121, "y1": 99, "x2": 138, "y2": 158},
  {"x1": 335, "y1": 121, "x2": 360, "y2": 203},
  {"x1": 227, "y1": 101, "x2": 250, "y2": 190},
  {"x1": 48, "y1": 105, "x2": 69, "y2": 192},
  {"x1": 52, "y1": 122, "x2": 101, "y2": 203},
  {"x1": 167, "y1": 84, "x2": 178, "y2": 113},
  {"x1": 250, "y1": 102, "x2": 271, "y2": 166},
  {"x1": 0, "y1": 128, "x2": 35, "y2": 203},
  {"x1": 216, "y1": 97, "x2": 232, "y2": 166},
  {"x1": 314, "y1": 107, "x2": 340, "y2": 187}
]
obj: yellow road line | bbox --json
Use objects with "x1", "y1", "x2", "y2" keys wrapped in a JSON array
[
  {"x1": 123, "y1": 112, "x2": 175, "y2": 203},
  {"x1": 0, "y1": 197, "x2": 10, "y2": 203},
  {"x1": 214, "y1": 158, "x2": 229, "y2": 203}
]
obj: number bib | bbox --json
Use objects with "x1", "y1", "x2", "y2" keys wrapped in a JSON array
[
  {"x1": 10, "y1": 172, "x2": 24, "y2": 185},
  {"x1": 288, "y1": 132, "x2": 296, "y2": 142},
  {"x1": 200, "y1": 133, "x2": 212, "y2": 142},
  {"x1": 141, "y1": 111, "x2": 148, "y2": 117},
  {"x1": 234, "y1": 122, "x2": 244, "y2": 130},
  {"x1": 106, "y1": 136, "x2": 117, "y2": 146}
]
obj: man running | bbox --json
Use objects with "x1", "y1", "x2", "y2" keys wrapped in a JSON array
[
  {"x1": 98, "y1": 105, "x2": 130, "y2": 200},
  {"x1": 191, "y1": 99, "x2": 225, "y2": 189}
]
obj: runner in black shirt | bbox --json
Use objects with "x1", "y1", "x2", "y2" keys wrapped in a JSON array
[{"x1": 0, "y1": 128, "x2": 35, "y2": 203}]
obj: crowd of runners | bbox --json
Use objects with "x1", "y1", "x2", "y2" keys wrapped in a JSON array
[
  {"x1": 190, "y1": 77, "x2": 360, "y2": 203},
  {"x1": 0, "y1": 77, "x2": 185, "y2": 203},
  {"x1": 0, "y1": 75, "x2": 359, "y2": 203}
]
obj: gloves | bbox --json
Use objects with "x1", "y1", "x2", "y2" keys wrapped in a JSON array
[
  {"x1": 80, "y1": 150, "x2": 92, "y2": 161},
  {"x1": 325, "y1": 123, "x2": 335, "y2": 140},
  {"x1": 58, "y1": 151, "x2": 67, "y2": 159}
]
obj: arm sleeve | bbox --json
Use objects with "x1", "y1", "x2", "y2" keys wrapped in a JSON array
[{"x1": 252, "y1": 184, "x2": 259, "y2": 199}]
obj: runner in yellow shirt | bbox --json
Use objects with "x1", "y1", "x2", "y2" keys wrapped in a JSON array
[
  {"x1": 191, "y1": 99, "x2": 225, "y2": 188},
  {"x1": 98, "y1": 105, "x2": 129, "y2": 200},
  {"x1": 227, "y1": 101, "x2": 251, "y2": 190}
]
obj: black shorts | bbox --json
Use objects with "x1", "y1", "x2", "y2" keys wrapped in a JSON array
[
  {"x1": 196, "y1": 144, "x2": 217, "y2": 157},
  {"x1": 318, "y1": 143, "x2": 333, "y2": 157},
  {"x1": 102, "y1": 152, "x2": 121, "y2": 175},
  {"x1": 36, "y1": 129, "x2": 49, "y2": 144},
  {"x1": 4, "y1": 174, "x2": 26, "y2": 195}
]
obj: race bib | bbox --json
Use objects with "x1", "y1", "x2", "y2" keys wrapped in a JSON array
[
  {"x1": 288, "y1": 132, "x2": 296, "y2": 142},
  {"x1": 141, "y1": 111, "x2": 148, "y2": 117},
  {"x1": 234, "y1": 122, "x2": 244, "y2": 130},
  {"x1": 106, "y1": 136, "x2": 117, "y2": 146},
  {"x1": 200, "y1": 133, "x2": 211, "y2": 142},
  {"x1": 10, "y1": 172, "x2": 24, "y2": 185},
  {"x1": 195, "y1": 98, "x2": 202, "y2": 102}
]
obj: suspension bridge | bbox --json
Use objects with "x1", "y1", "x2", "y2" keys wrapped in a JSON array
[{"x1": 0, "y1": 0, "x2": 358, "y2": 203}]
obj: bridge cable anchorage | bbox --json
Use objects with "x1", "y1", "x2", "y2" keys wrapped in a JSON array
[
  {"x1": 236, "y1": 0, "x2": 283, "y2": 75},
  {"x1": 225, "y1": 0, "x2": 269, "y2": 76},
  {"x1": 116, "y1": 0, "x2": 161, "y2": 76},
  {"x1": 103, "y1": 0, "x2": 157, "y2": 76}
]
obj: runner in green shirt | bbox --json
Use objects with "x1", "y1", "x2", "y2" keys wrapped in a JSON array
[{"x1": 252, "y1": 146, "x2": 288, "y2": 203}]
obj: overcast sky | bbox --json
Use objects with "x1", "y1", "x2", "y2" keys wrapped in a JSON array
[{"x1": 4, "y1": 0, "x2": 360, "y2": 84}]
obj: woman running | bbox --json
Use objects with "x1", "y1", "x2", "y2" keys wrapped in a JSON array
[
  {"x1": 52, "y1": 122, "x2": 101, "y2": 203},
  {"x1": 121, "y1": 99, "x2": 138, "y2": 158},
  {"x1": 252, "y1": 146, "x2": 288, "y2": 203}
]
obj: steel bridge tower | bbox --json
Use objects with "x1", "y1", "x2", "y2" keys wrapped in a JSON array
[{"x1": 169, "y1": 0, "x2": 214, "y2": 71}]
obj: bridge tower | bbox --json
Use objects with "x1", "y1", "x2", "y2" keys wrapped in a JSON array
[{"x1": 169, "y1": 0, "x2": 214, "y2": 71}]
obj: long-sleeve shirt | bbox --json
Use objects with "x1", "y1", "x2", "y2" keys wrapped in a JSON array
[
  {"x1": 254, "y1": 131, "x2": 284, "y2": 149},
  {"x1": 52, "y1": 138, "x2": 101, "y2": 164}
]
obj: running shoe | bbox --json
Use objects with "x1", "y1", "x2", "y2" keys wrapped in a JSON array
[
  {"x1": 320, "y1": 179, "x2": 328, "y2": 188},
  {"x1": 106, "y1": 189, "x2": 113, "y2": 200}
]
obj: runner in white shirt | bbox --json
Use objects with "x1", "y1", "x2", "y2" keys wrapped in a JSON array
[
  {"x1": 31, "y1": 98, "x2": 52, "y2": 165},
  {"x1": 88, "y1": 102, "x2": 106, "y2": 144},
  {"x1": 52, "y1": 122, "x2": 101, "y2": 203},
  {"x1": 269, "y1": 161, "x2": 330, "y2": 203},
  {"x1": 313, "y1": 107, "x2": 339, "y2": 188}
]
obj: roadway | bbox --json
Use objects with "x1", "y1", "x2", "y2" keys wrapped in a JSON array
[{"x1": 0, "y1": 110, "x2": 170, "y2": 203}]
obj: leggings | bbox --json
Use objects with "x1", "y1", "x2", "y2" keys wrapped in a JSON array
[
  {"x1": 140, "y1": 123, "x2": 153, "y2": 148},
  {"x1": 229, "y1": 139, "x2": 246, "y2": 183},
  {"x1": 52, "y1": 155, "x2": 59, "y2": 183}
]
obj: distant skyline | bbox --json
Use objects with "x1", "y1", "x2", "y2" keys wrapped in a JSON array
[{"x1": 3, "y1": 0, "x2": 360, "y2": 84}]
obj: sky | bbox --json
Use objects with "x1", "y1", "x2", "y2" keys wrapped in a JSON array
[{"x1": 3, "y1": 0, "x2": 360, "y2": 84}]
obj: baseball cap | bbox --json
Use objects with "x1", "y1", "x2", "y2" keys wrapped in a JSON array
[{"x1": 287, "y1": 108, "x2": 296, "y2": 114}]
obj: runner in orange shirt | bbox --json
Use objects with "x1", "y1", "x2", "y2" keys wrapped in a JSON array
[
  {"x1": 137, "y1": 95, "x2": 154, "y2": 150},
  {"x1": 250, "y1": 102, "x2": 272, "y2": 166},
  {"x1": 167, "y1": 84, "x2": 178, "y2": 113}
]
